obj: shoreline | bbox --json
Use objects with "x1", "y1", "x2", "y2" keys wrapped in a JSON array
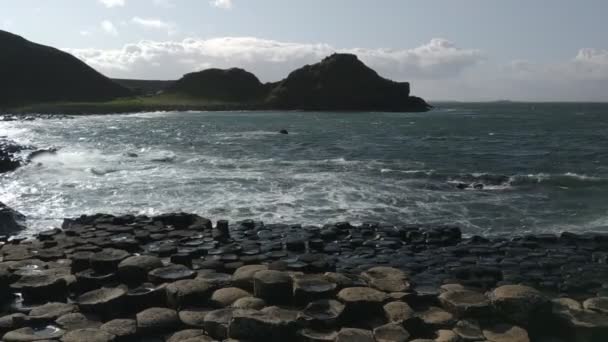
[{"x1": 1, "y1": 213, "x2": 607, "y2": 341}]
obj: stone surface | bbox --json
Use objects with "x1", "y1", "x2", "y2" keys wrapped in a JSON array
[
  {"x1": 299, "y1": 299, "x2": 345, "y2": 327},
  {"x1": 166, "y1": 329, "x2": 210, "y2": 342},
  {"x1": 337, "y1": 287, "x2": 387, "y2": 320},
  {"x1": 488, "y1": 285, "x2": 550, "y2": 325},
  {"x1": 253, "y1": 270, "x2": 293, "y2": 305},
  {"x1": 77, "y1": 287, "x2": 127, "y2": 317},
  {"x1": 383, "y1": 301, "x2": 416, "y2": 323},
  {"x1": 439, "y1": 289, "x2": 491, "y2": 317},
  {"x1": 482, "y1": 324, "x2": 530, "y2": 342},
  {"x1": 228, "y1": 308, "x2": 299, "y2": 341},
  {"x1": 61, "y1": 328, "x2": 116, "y2": 342},
  {"x1": 136, "y1": 307, "x2": 180, "y2": 334},
  {"x1": 148, "y1": 264, "x2": 196, "y2": 284},
  {"x1": 210, "y1": 287, "x2": 251, "y2": 308},
  {"x1": 373, "y1": 322, "x2": 411, "y2": 342},
  {"x1": 232, "y1": 265, "x2": 268, "y2": 290},
  {"x1": 178, "y1": 308, "x2": 211, "y2": 328},
  {"x1": 293, "y1": 274, "x2": 337, "y2": 305},
  {"x1": 335, "y1": 328, "x2": 375, "y2": 342},
  {"x1": 203, "y1": 308, "x2": 235, "y2": 340},
  {"x1": 166, "y1": 279, "x2": 212, "y2": 309},
  {"x1": 583, "y1": 297, "x2": 608, "y2": 315},
  {"x1": 117, "y1": 255, "x2": 163, "y2": 285},
  {"x1": 3, "y1": 326, "x2": 65, "y2": 341},
  {"x1": 232, "y1": 297, "x2": 266, "y2": 310},
  {"x1": 56, "y1": 313, "x2": 102, "y2": 331},
  {"x1": 28, "y1": 302, "x2": 77, "y2": 321}
]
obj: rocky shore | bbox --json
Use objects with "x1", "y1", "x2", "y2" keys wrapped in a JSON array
[{"x1": 0, "y1": 213, "x2": 607, "y2": 341}]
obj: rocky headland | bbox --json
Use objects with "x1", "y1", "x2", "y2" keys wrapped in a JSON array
[{"x1": 0, "y1": 213, "x2": 606, "y2": 341}]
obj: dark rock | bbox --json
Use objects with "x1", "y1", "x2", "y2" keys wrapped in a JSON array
[
  {"x1": 297, "y1": 328, "x2": 339, "y2": 342},
  {"x1": 488, "y1": 285, "x2": 550, "y2": 326},
  {"x1": 203, "y1": 308, "x2": 236, "y2": 340},
  {"x1": 148, "y1": 264, "x2": 196, "y2": 284},
  {"x1": 178, "y1": 308, "x2": 212, "y2": 328},
  {"x1": 361, "y1": 267, "x2": 411, "y2": 293},
  {"x1": 438, "y1": 289, "x2": 491, "y2": 317},
  {"x1": 166, "y1": 329, "x2": 210, "y2": 342},
  {"x1": 10, "y1": 272, "x2": 68, "y2": 301},
  {"x1": 0, "y1": 202, "x2": 26, "y2": 235},
  {"x1": 168, "y1": 68, "x2": 266, "y2": 102},
  {"x1": 298, "y1": 299, "x2": 345, "y2": 327},
  {"x1": 166, "y1": 279, "x2": 212, "y2": 309},
  {"x1": 89, "y1": 248, "x2": 130, "y2": 273},
  {"x1": 583, "y1": 297, "x2": 608, "y2": 314},
  {"x1": 77, "y1": 286, "x2": 127, "y2": 318},
  {"x1": 279, "y1": 129, "x2": 289, "y2": 135},
  {"x1": 136, "y1": 307, "x2": 180, "y2": 334},
  {"x1": 418, "y1": 306, "x2": 455, "y2": 330},
  {"x1": 117, "y1": 255, "x2": 163, "y2": 285},
  {"x1": 228, "y1": 308, "x2": 299, "y2": 341},
  {"x1": 210, "y1": 287, "x2": 251, "y2": 308},
  {"x1": 293, "y1": 274, "x2": 337, "y2": 305},
  {"x1": 55, "y1": 313, "x2": 102, "y2": 331},
  {"x1": 126, "y1": 283, "x2": 167, "y2": 312},
  {"x1": 253, "y1": 270, "x2": 293, "y2": 305},
  {"x1": 335, "y1": 328, "x2": 375, "y2": 342},
  {"x1": 373, "y1": 322, "x2": 410, "y2": 342},
  {"x1": 232, "y1": 296, "x2": 266, "y2": 310},
  {"x1": 337, "y1": 287, "x2": 387, "y2": 321},
  {"x1": 453, "y1": 319, "x2": 484, "y2": 341},
  {"x1": 482, "y1": 324, "x2": 530, "y2": 342},
  {"x1": 28, "y1": 302, "x2": 77, "y2": 321},
  {"x1": 61, "y1": 328, "x2": 116, "y2": 342},
  {"x1": 2, "y1": 326, "x2": 66, "y2": 342}
]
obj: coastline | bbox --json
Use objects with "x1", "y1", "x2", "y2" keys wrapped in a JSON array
[{"x1": 1, "y1": 213, "x2": 607, "y2": 341}]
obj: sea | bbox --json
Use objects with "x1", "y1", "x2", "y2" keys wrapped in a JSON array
[{"x1": 2, "y1": 102, "x2": 608, "y2": 236}]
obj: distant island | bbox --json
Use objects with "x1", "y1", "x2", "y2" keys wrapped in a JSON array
[{"x1": 0, "y1": 30, "x2": 431, "y2": 114}]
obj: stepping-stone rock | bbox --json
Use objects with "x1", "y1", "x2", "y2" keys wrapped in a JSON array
[
  {"x1": 232, "y1": 265, "x2": 268, "y2": 290},
  {"x1": 453, "y1": 319, "x2": 484, "y2": 341},
  {"x1": 337, "y1": 287, "x2": 387, "y2": 320},
  {"x1": 178, "y1": 308, "x2": 212, "y2": 328},
  {"x1": 196, "y1": 271, "x2": 232, "y2": 289},
  {"x1": 299, "y1": 299, "x2": 345, "y2": 327},
  {"x1": 482, "y1": 324, "x2": 530, "y2": 342},
  {"x1": 136, "y1": 307, "x2": 180, "y2": 334},
  {"x1": 228, "y1": 308, "x2": 299, "y2": 341},
  {"x1": 10, "y1": 273, "x2": 68, "y2": 301},
  {"x1": 384, "y1": 301, "x2": 416, "y2": 323},
  {"x1": 204, "y1": 308, "x2": 239, "y2": 340},
  {"x1": 488, "y1": 285, "x2": 550, "y2": 326},
  {"x1": 297, "y1": 328, "x2": 339, "y2": 342},
  {"x1": 74, "y1": 269, "x2": 117, "y2": 293},
  {"x1": 3, "y1": 326, "x2": 65, "y2": 342},
  {"x1": 61, "y1": 328, "x2": 116, "y2": 342},
  {"x1": 126, "y1": 283, "x2": 167, "y2": 312},
  {"x1": 324, "y1": 272, "x2": 367, "y2": 289},
  {"x1": 0, "y1": 313, "x2": 27, "y2": 333},
  {"x1": 293, "y1": 275, "x2": 337, "y2": 305},
  {"x1": 100, "y1": 319, "x2": 136, "y2": 341},
  {"x1": 232, "y1": 297, "x2": 266, "y2": 310},
  {"x1": 335, "y1": 328, "x2": 375, "y2": 342},
  {"x1": 583, "y1": 297, "x2": 608, "y2": 314},
  {"x1": 253, "y1": 270, "x2": 293, "y2": 305},
  {"x1": 554, "y1": 308, "x2": 608, "y2": 341},
  {"x1": 55, "y1": 313, "x2": 102, "y2": 331},
  {"x1": 148, "y1": 264, "x2": 196, "y2": 284},
  {"x1": 419, "y1": 307, "x2": 455, "y2": 329},
  {"x1": 166, "y1": 279, "x2": 212, "y2": 309},
  {"x1": 78, "y1": 287, "x2": 127, "y2": 318},
  {"x1": 117, "y1": 255, "x2": 163, "y2": 285},
  {"x1": 28, "y1": 302, "x2": 77, "y2": 321},
  {"x1": 361, "y1": 267, "x2": 410, "y2": 293},
  {"x1": 210, "y1": 287, "x2": 251, "y2": 308},
  {"x1": 552, "y1": 298, "x2": 582, "y2": 312},
  {"x1": 439, "y1": 290, "x2": 491, "y2": 317},
  {"x1": 90, "y1": 249, "x2": 129, "y2": 273},
  {"x1": 434, "y1": 329, "x2": 460, "y2": 342},
  {"x1": 166, "y1": 329, "x2": 209, "y2": 342},
  {"x1": 373, "y1": 322, "x2": 410, "y2": 342}
]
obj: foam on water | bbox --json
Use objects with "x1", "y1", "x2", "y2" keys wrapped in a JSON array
[{"x1": 2, "y1": 105, "x2": 608, "y2": 236}]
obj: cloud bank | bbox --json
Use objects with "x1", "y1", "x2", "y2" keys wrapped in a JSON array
[
  {"x1": 65, "y1": 37, "x2": 483, "y2": 81},
  {"x1": 98, "y1": 0, "x2": 125, "y2": 8}
]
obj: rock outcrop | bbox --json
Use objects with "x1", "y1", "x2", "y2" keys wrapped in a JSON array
[
  {"x1": 0, "y1": 30, "x2": 131, "y2": 108},
  {"x1": 168, "y1": 68, "x2": 266, "y2": 102},
  {"x1": 266, "y1": 53, "x2": 431, "y2": 112},
  {"x1": 0, "y1": 202, "x2": 25, "y2": 235}
]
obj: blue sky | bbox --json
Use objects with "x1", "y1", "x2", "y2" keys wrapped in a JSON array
[{"x1": 2, "y1": 0, "x2": 608, "y2": 101}]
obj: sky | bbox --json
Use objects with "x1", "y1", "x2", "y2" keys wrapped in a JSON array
[{"x1": 2, "y1": 0, "x2": 608, "y2": 101}]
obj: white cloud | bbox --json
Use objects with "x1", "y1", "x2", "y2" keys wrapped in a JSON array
[
  {"x1": 210, "y1": 0, "x2": 233, "y2": 9},
  {"x1": 64, "y1": 37, "x2": 482, "y2": 82},
  {"x1": 100, "y1": 20, "x2": 118, "y2": 36},
  {"x1": 80, "y1": 30, "x2": 91, "y2": 36},
  {"x1": 153, "y1": 0, "x2": 175, "y2": 8},
  {"x1": 98, "y1": 0, "x2": 125, "y2": 8},
  {"x1": 131, "y1": 17, "x2": 177, "y2": 35},
  {"x1": 1, "y1": 19, "x2": 14, "y2": 30}
]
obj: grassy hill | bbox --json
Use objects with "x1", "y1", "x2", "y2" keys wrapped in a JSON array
[{"x1": 0, "y1": 30, "x2": 131, "y2": 108}]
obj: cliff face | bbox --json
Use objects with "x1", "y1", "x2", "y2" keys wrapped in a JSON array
[
  {"x1": 265, "y1": 53, "x2": 430, "y2": 112},
  {"x1": 168, "y1": 68, "x2": 266, "y2": 102},
  {"x1": 0, "y1": 30, "x2": 131, "y2": 107}
]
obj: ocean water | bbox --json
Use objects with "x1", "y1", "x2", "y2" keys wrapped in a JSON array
[{"x1": 1, "y1": 102, "x2": 608, "y2": 236}]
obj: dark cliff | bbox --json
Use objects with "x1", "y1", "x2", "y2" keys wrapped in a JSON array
[
  {"x1": 0, "y1": 30, "x2": 131, "y2": 108},
  {"x1": 265, "y1": 53, "x2": 430, "y2": 112}
]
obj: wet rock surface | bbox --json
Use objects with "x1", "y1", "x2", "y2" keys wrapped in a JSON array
[{"x1": 0, "y1": 213, "x2": 606, "y2": 341}]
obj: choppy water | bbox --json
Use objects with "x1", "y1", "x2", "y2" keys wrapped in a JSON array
[{"x1": 2, "y1": 103, "x2": 608, "y2": 236}]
